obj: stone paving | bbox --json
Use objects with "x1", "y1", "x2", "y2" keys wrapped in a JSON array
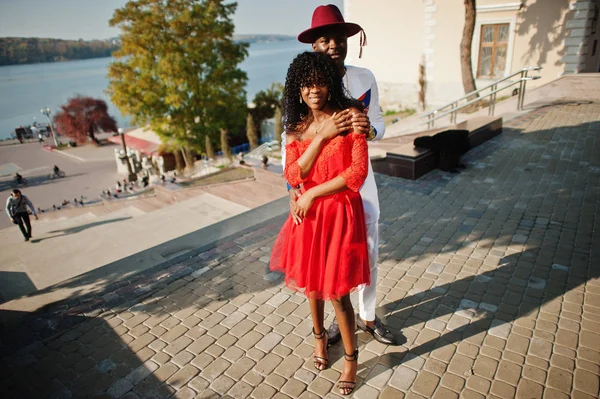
[{"x1": 1, "y1": 99, "x2": 599, "y2": 399}]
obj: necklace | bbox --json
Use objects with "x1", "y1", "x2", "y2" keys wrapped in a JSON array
[{"x1": 313, "y1": 118, "x2": 326, "y2": 135}]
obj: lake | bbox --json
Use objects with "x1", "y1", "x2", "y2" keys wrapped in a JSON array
[{"x1": 0, "y1": 39, "x2": 307, "y2": 140}]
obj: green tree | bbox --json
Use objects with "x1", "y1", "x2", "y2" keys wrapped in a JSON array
[
  {"x1": 273, "y1": 105, "x2": 283, "y2": 145},
  {"x1": 246, "y1": 112, "x2": 259, "y2": 150},
  {"x1": 205, "y1": 135, "x2": 215, "y2": 159},
  {"x1": 220, "y1": 128, "x2": 231, "y2": 161},
  {"x1": 107, "y1": 0, "x2": 248, "y2": 169},
  {"x1": 251, "y1": 82, "x2": 283, "y2": 136}
]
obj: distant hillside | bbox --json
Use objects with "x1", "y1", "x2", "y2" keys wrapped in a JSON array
[
  {"x1": 0, "y1": 37, "x2": 120, "y2": 66},
  {"x1": 0, "y1": 34, "x2": 295, "y2": 66},
  {"x1": 234, "y1": 34, "x2": 295, "y2": 44}
]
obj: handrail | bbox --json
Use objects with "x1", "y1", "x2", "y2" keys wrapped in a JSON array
[
  {"x1": 423, "y1": 66, "x2": 542, "y2": 128},
  {"x1": 428, "y1": 77, "x2": 540, "y2": 122}
]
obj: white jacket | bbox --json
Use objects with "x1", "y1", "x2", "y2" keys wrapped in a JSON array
[{"x1": 282, "y1": 64, "x2": 385, "y2": 223}]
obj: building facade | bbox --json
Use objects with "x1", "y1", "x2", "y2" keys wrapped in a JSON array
[{"x1": 345, "y1": 0, "x2": 600, "y2": 111}]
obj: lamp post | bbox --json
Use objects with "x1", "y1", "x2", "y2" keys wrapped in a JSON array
[
  {"x1": 118, "y1": 128, "x2": 138, "y2": 182},
  {"x1": 40, "y1": 107, "x2": 59, "y2": 147}
]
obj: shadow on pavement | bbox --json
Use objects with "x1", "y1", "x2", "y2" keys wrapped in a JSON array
[
  {"x1": 0, "y1": 210, "x2": 286, "y2": 397},
  {"x1": 0, "y1": 108, "x2": 598, "y2": 397},
  {"x1": 0, "y1": 173, "x2": 87, "y2": 191},
  {"x1": 1, "y1": 310, "x2": 165, "y2": 398},
  {"x1": 29, "y1": 217, "x2": 133, "y2": 243},
  {"x1": 351, "y1": 116, "x2": 600, "y2": 388}
]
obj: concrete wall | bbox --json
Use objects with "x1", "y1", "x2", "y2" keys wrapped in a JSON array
[
  {"x1": 345, "y1": 0, "x2": 579, "y2": 109},
  {"x1": 345, "y1": 0, "x2": 425, "y2": 111},
  {"x1": 513, "y1": 0, "x2": 570, "y2": 79}
]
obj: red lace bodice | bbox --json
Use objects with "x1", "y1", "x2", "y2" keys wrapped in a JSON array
[{"x1": 284, "y1": 133, "x2": 369, "y2": 192}]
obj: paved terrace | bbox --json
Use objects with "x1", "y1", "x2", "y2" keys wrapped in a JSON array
[{"x1": 1, "y1": 96, "x2": 599, "y2": 399}]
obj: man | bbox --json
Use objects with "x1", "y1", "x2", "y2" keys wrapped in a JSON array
[
  {"x1": 282, "y1": 4, "x2": 396, "y2": 345},
  {"x1": 5, "y1": 189, "x2": 38, "y2": 241}
]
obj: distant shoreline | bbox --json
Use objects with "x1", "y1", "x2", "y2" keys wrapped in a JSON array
[{"x1": 0, "y1": 35, "x2": 295, "y2": 66}]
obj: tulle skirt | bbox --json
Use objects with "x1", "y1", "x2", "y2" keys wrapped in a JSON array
[{"x1": 270, "y1": 190, "x2": 370, "y2": 300}]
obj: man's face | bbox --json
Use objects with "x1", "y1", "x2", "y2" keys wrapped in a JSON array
[
  {"x1": 312, "y1": 28, "x2": 347, "y2": 67},
  {"x1": 12, "y1": 192, "x2": 20, "y2": 199}
]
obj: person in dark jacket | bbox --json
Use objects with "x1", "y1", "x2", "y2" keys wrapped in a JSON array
[{"x1": 5, "y1": 189, "x2": 38, "y2": 241}]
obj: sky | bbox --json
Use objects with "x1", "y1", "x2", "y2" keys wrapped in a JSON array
[{"x1": 0, "y1": 0, "x2": 344, "y2": 40}]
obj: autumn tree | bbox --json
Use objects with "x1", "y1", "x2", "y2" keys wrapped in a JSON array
[
  {"x1": 246, "y1": 113, "x2": 259, "y2": 150},
  {"x1": 108, "y1": 0, "x2": 248, "y2": 169},
  {"x1": 461, "y1": 0, "x2": 479, "y2": 100},
  {"x1": 53, "y1": 96, "x2": 117, "y2": 144}
]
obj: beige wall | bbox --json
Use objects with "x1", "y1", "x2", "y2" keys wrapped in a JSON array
[
  {"x1": 430, "y1": 0, "x2": 465, "y2": 107},
  {"x1": 512, "y1": 0, "x2": 570, "y2": 80},
  {"x1": 345, "y1": 0, "x2": 424, "y2": 111},
  {"x1": 344, "y1": 0, "x2": 575, "y2": 109}
]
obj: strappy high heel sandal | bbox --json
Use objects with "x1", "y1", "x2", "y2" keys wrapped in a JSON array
[
  {"x1": 337, "y1": 348, "x2": 358, "y2": 395},
  {"x1": 312, "y1": 327, "x2": 329, "y2": 371}
]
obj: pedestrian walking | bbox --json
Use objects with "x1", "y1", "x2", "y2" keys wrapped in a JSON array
[{"x1": 5, "y1": 189, "x2": 38, "y2": 241}]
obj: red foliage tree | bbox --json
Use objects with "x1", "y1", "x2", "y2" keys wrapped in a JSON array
[{"x1": 53, "y1": 96, "x2": 118, "y2": 144}]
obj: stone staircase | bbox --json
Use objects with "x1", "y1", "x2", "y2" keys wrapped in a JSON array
[
  {"x1": 199, "y1": 166, "x2": 287, "y2": 208},
  {"x1": 38, "y1": 167, "x2": 287, "y2": 223}
]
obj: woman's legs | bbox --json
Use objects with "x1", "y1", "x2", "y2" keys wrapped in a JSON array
[
  {"x1": 331, "y1": 294, "x2": 357, "y2": 395},
  {"x1": 309, "y1": 294, "x2": 327, "y2": 370}
]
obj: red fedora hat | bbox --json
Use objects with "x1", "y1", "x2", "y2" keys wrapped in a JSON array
[{"x1": 298, "y1": 4, "x2": 363, "y2": 44}]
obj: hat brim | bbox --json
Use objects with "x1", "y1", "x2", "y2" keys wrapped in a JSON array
[{"x1": 297, "y1": 22, "x2": 363, "y2": 44}]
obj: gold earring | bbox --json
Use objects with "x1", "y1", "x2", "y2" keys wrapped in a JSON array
[
  {"x1": 299, "y1": 95, "x2": 302, "y2": 104},
  {"x1": 328, "y1": 93, "x2": 331, "y2": 101}
]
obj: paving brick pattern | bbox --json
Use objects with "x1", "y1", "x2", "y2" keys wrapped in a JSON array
[{"x1": 1, "y1": 101, "x2": 599, "y2": 398}]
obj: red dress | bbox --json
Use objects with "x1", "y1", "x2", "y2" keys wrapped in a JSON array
[{"x1": 270, "y1": 133, "x2": 371, "y2": 300}]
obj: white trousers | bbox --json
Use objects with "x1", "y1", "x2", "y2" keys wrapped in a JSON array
[{"x1": 358, "y1": 220, "x2": 379, "y2": 321}]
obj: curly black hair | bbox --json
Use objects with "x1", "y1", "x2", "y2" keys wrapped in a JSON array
[{"x1": 283, "y1": 51, "x2": 364, "y2": 133}]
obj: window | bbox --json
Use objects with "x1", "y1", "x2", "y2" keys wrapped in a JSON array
[{"x1": 477, "y1": 24, "x2": 509, "y2": 79}]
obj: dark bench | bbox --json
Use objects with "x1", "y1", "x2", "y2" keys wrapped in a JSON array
[{"x1": 371, "y1": 116, "x2": 502, "y2": 180}]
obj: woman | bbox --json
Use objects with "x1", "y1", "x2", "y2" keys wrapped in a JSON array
[{"x1": 270, "y1": 52, "x2": 370, "y2": 395}]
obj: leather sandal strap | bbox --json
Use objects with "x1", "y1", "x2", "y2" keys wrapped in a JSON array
[
  {"x1": 344, "y1": 348, "x2": 359, "y2": 361},
  {"x1": 312, "y1": 327, "x2": 326, "y2": 339}
]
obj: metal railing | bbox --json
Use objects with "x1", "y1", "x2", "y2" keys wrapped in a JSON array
[{"x1": 424, "y1": 67, "x2": 542, "y2": 129}]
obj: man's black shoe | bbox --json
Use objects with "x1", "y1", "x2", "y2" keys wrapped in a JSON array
[
  {"x1": 356, "y1": 314, "x2": 397, "y2": 345},
  {"x1": 327, "y1": 317, "x2": 342, "y2": 346}
]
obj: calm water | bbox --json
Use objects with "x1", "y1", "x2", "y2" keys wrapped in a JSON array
[{"x1": 0, "y1": 40, "x2": 306, "y2": 139}]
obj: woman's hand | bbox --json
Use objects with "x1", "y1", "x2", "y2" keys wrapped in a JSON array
[
  {"x1": 318, "y1": 109, "x2": 353, "y2": 140},
  {"x1": 288, "y1": 187, "x2": 302, "y2": 225},
  {"x1": 293, "y1": 190, "x2": 315, "y2": 222}
]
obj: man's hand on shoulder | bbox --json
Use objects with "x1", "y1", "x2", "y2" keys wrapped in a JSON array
[
  {"x1": 318, "y1": 109, "x2": 353, "y2": 140},
  {"x1": 350, "y1": 111, "x2": 372, "y2": 138}
]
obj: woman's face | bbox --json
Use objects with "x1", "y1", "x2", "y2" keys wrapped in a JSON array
[{"x1": 300, "y1": 83, "x2": 329, "y2": 110}]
